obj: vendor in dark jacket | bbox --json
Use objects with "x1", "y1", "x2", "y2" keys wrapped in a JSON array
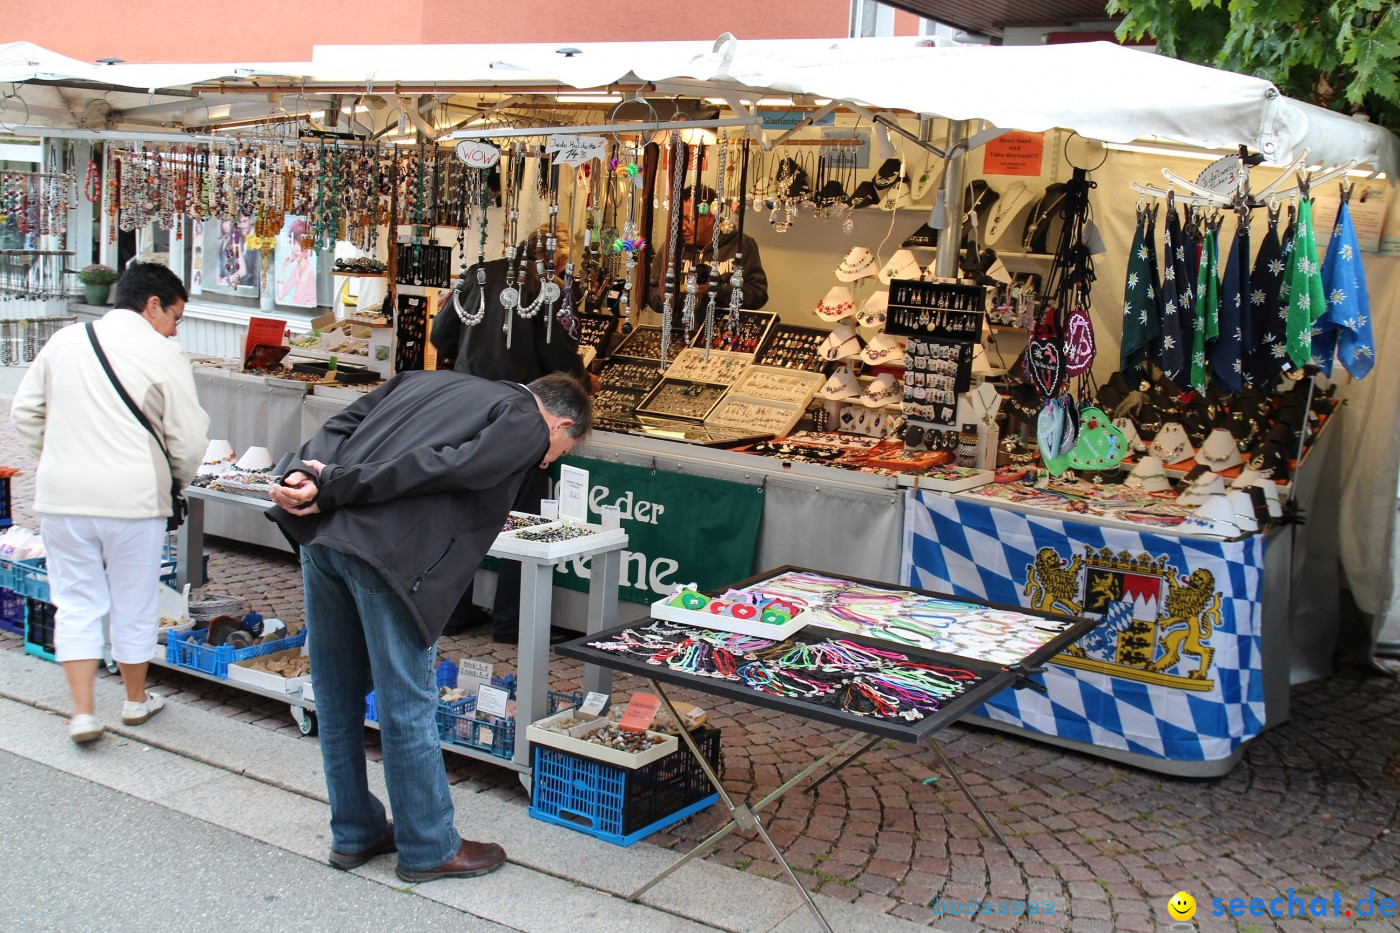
[
  {"x1": 267, "y1": 370, "x2": 591, "y2": 884},
  {"x1": 430, "y1": 227, "x2": 589, "y2": 643},
  {"x1": 647, "y1": 184, "x2": 768, "y2": 312}
]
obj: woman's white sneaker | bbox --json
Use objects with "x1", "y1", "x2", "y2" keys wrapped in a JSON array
[
  {"x1": 121, "y1": 692, "x2": 165, "y2": 725},
  {"x1": 68, "y1": 713, "x2": 102, "y2": 743}
]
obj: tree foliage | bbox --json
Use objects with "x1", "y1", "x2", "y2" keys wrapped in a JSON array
[{"x1": 1107, "y1": 0, "x2": 1400, "y2": 131}]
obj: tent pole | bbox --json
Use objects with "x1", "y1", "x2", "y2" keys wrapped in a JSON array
[{"x1": 932, "y1": 119, "x2": 968, "y2": 280}]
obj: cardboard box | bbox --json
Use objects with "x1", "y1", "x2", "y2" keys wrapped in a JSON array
[
  {"x1": 526, "y1": 712, "x2": 678, "y2": 769},
  {"x1": 227, "y1": 648, "x2": 310, "y2": 694}
]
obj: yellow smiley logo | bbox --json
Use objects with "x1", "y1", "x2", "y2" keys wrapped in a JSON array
[{"x1": 1168, "y1": 891, "x2": 1197, "y2": 921}]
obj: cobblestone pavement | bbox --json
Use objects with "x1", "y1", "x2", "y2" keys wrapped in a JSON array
[{"x1": 2, "y1": 414, "x2": 1397, "y2": 931}]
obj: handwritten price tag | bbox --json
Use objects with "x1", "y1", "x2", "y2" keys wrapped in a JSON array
[
  {"x1": 455, "y1": 140, "x2": 501, "y2": 168},
  {"x1": 547, "y1": 134, "x2": 607, "y2": 166},
  {"x1": 617, "y1": 692, "x2": 661, "y2": 732}
]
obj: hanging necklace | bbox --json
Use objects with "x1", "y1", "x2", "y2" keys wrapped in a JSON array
[
  {"x1": 503, "y1": 150, "x2": 552, "y2": 352},
  {"x1": 499, "y1": 145, "x2": 526, "y2": 325},
  {"x1": 727, "y1": 139, "x2": 751, "y2": 333},
  {"x1": 679, "y1": 139, "x2": 705, "y2": 341},
  {"x1": 539, "y1": 158, "x2": 563, "y2": 342},
  {"x1": 702, "y1": 132, "x2": 727, "y2": 356},
  {"x1": 658, "y1": 133, "x2": 687, "y2": 367},
  {"x1": 453, "y1": 167, "x2": 490, "y2": 326},
  {"x1": 614, "y1": 143, "x2": 645, "y2": 337}
]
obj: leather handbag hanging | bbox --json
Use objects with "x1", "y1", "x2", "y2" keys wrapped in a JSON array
[
  {"x1": 1063, "y1": 301, "x2": 1097, "y2": 376},
  {"x1": 1021, "y1": 183, "x2": 1068, "y2": 254},
  {"x1": 1026, "y1": 306, "x2": 1067, "y2": 399}
]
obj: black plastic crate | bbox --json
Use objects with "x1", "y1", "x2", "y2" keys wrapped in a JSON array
[
  {"x1": 24, "y1": 597, "x2": 56, "y2": 661},
  {"x1": 0, "y1": 475, "x2": 11, "y2": 528},
  {"x1": 530, "y1": 725, "x2": 721, "y2": 845},
  {"x1": 0, "y1": 587, "x2": 23, "y2": 635}
]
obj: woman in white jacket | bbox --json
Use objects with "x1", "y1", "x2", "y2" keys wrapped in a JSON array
[{"x1": 12, "y1": 262, "x2": 209, "y2": 743}]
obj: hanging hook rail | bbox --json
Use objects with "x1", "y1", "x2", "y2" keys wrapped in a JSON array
[{"x1": 449, "y1": 115, "x2": 760, "y2": 141}]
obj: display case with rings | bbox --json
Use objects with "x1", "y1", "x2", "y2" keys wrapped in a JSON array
[
  {"x1": 636, "y1": 378, "x2": 729, "y2": 423},
  {"x1": 689, "y1": 309, "x2": 777, "y2": 356},
  {"x1": 706, "y1": 396, "x2": 807, "y2": 438},
  {"x1": 575, "y1": 312, "x2": 618, "y2": 358},
  {"x1": 611, "y1": 324, "x2": 688, "y2": 365},
  {"x1": 663, "y1": 348, "x2": 753, "y2": 386},
  {"x1": 755, "y1": 324, "x2": 830, "y2": 372}
]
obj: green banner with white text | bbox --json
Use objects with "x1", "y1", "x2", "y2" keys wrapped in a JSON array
[{"x1": 548, "y1": 456, "x2": 764, "y2": 604}]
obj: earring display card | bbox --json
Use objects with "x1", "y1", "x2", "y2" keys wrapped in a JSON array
[
  {"x1": 900, "y1": 337, "x2": 974, "y2": 426},
  {"x1": 885, "y1": 280, "x2": 987, "y2": 340},
  {"x1": 636, "y1": 378, "x2": 729, "y2": 423},
  {"x1": 755, "y1": 324, "x2": 830, "y2": 372},
  {"x1": 611, "y1": 325, "x2": 688, "y2": 365},
  {"x1": 664, "y1": 348, "x2": 753, "y2": 386},
  {"x1": 690, "y1": 309, "x2": 777, "y2": 356}
]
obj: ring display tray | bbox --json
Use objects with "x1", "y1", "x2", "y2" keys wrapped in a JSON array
[
  {"x1": 636, "y1": 378, "x2": 728, "y2": 423},
  {"x1": 490, "y1": 519, "x2": 629, "y2": 561}
]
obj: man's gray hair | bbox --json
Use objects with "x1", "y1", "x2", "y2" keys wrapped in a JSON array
[{"x1": 527, "y1": 373, "x2": 592, "y2": 439}]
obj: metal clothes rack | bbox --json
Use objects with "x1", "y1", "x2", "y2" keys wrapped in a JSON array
[{"x1": 1129, "y1": 146, "x2": 1360, "y2": 210}]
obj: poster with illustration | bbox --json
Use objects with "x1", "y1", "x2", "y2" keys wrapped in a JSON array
[
  {"x1": 190, "y1": 220, "x2": 204, "y2": 295},
  {"x1": 204, "y1": 216, "x2": 259, "y2": 297},
  {"x1": 274, "y1": 215, "x2": 319, "y2": 308}
]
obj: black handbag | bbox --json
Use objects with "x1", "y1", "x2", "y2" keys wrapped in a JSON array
[{"x1": 85, "y1": 323, "x2": 189, "y2": 532}]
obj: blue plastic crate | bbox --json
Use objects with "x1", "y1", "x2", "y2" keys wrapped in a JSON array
[
  {"x1": 528, "y1": 726, "x2": 721, "y2": 847},
  {"x1": 166, "y1": 626, "x2": 307, "y2": 678},
  {"x1": 365, "y1": 691, "x2": 377, "y2": 723},
  {"x1": 158, "y1": 553, "x2": 209, "y2": 589},
  {"x1": 435, "y1": 695, "x2": 515, "y2": 758},
  {"x1": 10, "y1": 557, "x2": 50, "y2": 603},
  {"x1": 0, "y1": 587, "x2": 24, "y2": 635}
]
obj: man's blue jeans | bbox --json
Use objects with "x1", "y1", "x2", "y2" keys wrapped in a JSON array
[{"x1": 301, "y1": 544, "x2": 459, "y2": 870}]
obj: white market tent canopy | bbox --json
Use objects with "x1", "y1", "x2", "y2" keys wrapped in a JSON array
[{"x1": 2, "y1": 36, "x2": 1397, "y2": 176}]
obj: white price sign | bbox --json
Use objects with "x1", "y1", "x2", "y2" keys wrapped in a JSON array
[
  {"x1": 546, "y1": 134, "x2": 607, "y2": 166},
  {"x1": 455, "y1": 140, "x2": 501, "y2": 168},
  {"x1": 1195, "y1": 154, "x2": 1245, "y2": 196},
  {"x1": 558, "y1": 464, "x2": 589, "y2": 524},
  {"x1": 475, "y1": 684, "x2": 511, "y2": 719}
]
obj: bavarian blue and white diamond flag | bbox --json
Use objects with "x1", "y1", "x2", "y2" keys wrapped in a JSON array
[
  {"x1": 902, "y1": 491, "x2": 1265, "y2": 762},
  {"x1": 1311, "y1": 200, "x2": 1375, "y2": 380}
]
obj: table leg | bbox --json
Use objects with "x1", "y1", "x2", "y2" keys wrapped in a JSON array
[
  {"x1": 582, "y1": 549, "x2": 620, "y2": 698},
  {"x1": 512, "y1": 559, "x2": 554, "y2": 773},
  {"x1": 631, "y1": 681, "x2": 842, "y2": 933},
  {"x1": 927, "y1": 738, "x2": 1012, "y2": 855},
  {"x1": 803, "y1": 734, "x2": 882, "y2": 795},
  {"x1": 177, "y1": 495, "x2": 205, "y2": 595}
]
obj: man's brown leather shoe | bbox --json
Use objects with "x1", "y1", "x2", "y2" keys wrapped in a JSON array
[
  {"x1": 328, "y1": 822, "x2": 396, "y2": 870},
  {"x1": 395, "y1": 837, "x2": 506, "y2": 883}
]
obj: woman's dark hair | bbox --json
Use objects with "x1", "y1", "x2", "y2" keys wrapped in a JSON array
[
  {"x1": 527, "y1": 373, "x2": 593, "y2": 439},
  {"x1": 113, "y1": 262, "x2": 188, "y2": 313}
]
